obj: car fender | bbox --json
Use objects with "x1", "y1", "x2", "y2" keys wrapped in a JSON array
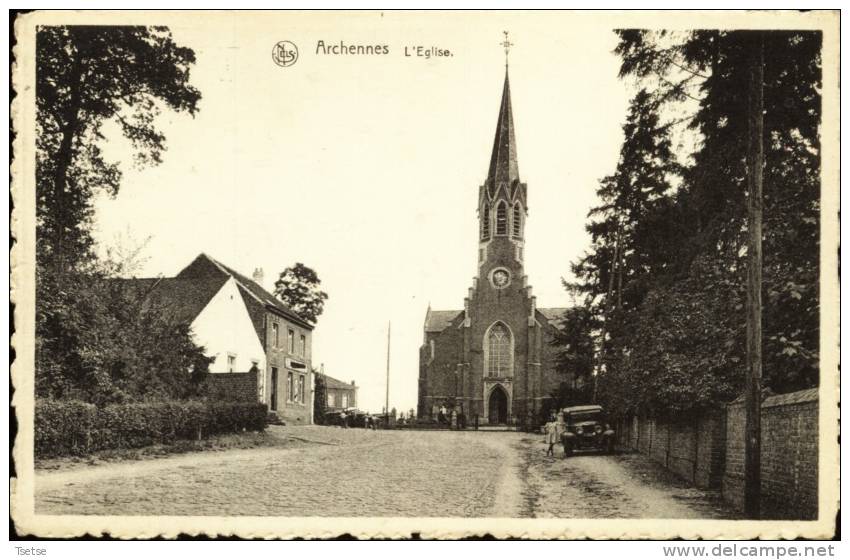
[
  {"x1": 603, "y1": 429, "x2": 615, "y2": 437},
  {"x1": 561, "y1": 432, "x2": 576, "y2": 441}
]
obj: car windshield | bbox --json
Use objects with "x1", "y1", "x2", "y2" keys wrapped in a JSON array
[{"x1": 568, "y1": 412, "x2": 602, "y2": 423}]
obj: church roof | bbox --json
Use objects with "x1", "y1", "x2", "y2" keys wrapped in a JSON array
[
  {"x1": 424, "y1": 309, "x2": 462, "y2": 333},
  {"x1": 486, "y1": 69, "x2": 520, "y2": 195},
  {"x1": 539, "y1": 307, "x2": 569, "y2": 328}
]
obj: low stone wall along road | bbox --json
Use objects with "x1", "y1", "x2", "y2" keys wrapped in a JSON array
[{"x1": 35, "y1": 427, "x2": 738, "y2": 518}]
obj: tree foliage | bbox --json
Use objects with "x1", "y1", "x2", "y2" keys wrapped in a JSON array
[
  {"x1": 568, "y1": 30, "x2": 821, "y2": 417},
  {"x1": 36, "y1": 25, "x2": 201, "y2": 272},
  {"x1": 313, "y1": 370, "x2": 327, "y2": 424},
  {"x1": 273, "y1": 263, "x2": 329, "y2": 325},
  {"x1": 35, "y1": 26, "x2": 207, "y2": 404}
]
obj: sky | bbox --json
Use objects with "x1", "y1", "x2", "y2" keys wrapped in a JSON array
[{"x1": 91, "y1": 12, "x2": 633, "y2": 413}]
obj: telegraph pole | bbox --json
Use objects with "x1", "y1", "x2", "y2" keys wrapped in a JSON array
[
  {"x1": 385, "y1": 321, "x2": 391, "y2": 427},
  {"x1": 744, "y1": 31, "x2": 764, "y2": 519},
  {"x1": 592, "y1": 217, "x2": 621, "y2": 404}
]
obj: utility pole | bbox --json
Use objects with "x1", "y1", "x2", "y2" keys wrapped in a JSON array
[
  {"x1": 745, "y1": 31, "x2": 764, "y2": 519},
  {"x1": 385, "y1": 321, "x2": 391, "y2": 428},
  {"x1": 592, "y1": 217, "x2": 621, "y2": 404}
]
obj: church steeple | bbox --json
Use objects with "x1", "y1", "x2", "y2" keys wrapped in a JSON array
[
  {"x1": 478, "y1": 52, "x2": 527, "y2": 268},
  {"x1": 486, "y1": 69, "x2": 520, "y2": 196}
]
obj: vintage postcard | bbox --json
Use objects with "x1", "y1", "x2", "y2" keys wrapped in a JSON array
[{"x1": 10, "y1": 10, "x2": 839, "y2": 539}]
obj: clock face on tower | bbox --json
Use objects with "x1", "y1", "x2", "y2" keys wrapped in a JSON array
[{"x1": 491, "y1": 268, "x2": 511, "y2": 289}]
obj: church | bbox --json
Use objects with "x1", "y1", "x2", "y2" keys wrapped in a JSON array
[{"x1": 418, "y1": 67, "x2": 571, "y2": 425}]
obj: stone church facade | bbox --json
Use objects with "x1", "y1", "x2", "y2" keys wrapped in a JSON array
[{"x1": 418, "y1": 69, "x2": 570, "y2": 425}]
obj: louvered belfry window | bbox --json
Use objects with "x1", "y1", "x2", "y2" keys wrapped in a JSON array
[
  {"x1": 487, "y1": 323, "x2": 512, "y2": 377},
  {"x1": 496, "y1": 202, "x2": 508, "y2": 235},
  {"x1": 512, "y1": 203, "x2": 522, "y2": 238},
  {"x1": 481, "y1": 203, "x2": 491, "y2": 240}
]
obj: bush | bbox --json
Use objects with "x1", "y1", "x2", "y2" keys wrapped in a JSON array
[{"x1": 35, "y1": 399, "x2": 268, "y2": 459}]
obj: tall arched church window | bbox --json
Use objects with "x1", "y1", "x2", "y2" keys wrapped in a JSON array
[
  {"x1": 496, "y1": 202, "x2": 508, "y2": 236},
  {"x1": 486, "y1": 322, "x2": 512, "y2": 377},
  {"x1": 512, "y1": 203, "x2": 522, "y2": 238},
  {"x1": 481, "y1": 203, "x2": 491, "y2": 240}
]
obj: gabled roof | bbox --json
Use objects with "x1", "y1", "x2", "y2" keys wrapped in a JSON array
[
  {"x1": 486, "y1": 69, "x2": 520, "y2": 196},
  {"x1": 109, "y1": 275, "x2": 227, "y2": 326},
  {"x1": 321, "y1": 374, "x2": 357, "y2": 390},
  {"x1": 143, "y1": 277, "x2": 229, "y2": 324},
  {"x1": 539, "y1": 307, "x2": 569, "y2": 328},
  {"x1": 424, "y1": 309, "x2": 463, "y2": 333},
  {"x1": 178, "y1": 253, "x2": 313, "y2": 330}
]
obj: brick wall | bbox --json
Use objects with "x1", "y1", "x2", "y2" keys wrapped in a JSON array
[
  {"x1": 202, "y1": 371, "x2": 259, "y2": 402},
  {"x1": 619, "y1": 388, "x2": 817, "y2": 519},
  {"x1": 618, "y1": 412, "x2": 725, "y2": 489},
  {"x1": 722, "y1": 388, "x2": 818, "y2": 520}
]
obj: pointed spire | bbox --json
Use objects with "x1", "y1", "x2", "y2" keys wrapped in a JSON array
[{"x1": 486, "y1": 68, "x2": 519, "y2": 195}]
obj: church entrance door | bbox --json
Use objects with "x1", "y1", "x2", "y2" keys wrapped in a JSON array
[{"x1": 488, "y1": 385, "x2": 508, "y2": 424}]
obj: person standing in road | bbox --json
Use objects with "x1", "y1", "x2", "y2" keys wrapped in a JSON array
[{"x1": 545, "y1": 412, "x2": 561, "y2": 457}]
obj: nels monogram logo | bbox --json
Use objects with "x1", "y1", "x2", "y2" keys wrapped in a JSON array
[{"x1": 272, "y1": 41, "x2": 298, "y2": 67}]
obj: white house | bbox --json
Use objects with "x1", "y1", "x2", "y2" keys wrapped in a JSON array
[{"x1": 128, "y1": 253, "x2": 315, "y2": 424}]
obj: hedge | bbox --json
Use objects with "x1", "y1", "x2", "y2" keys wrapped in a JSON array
[{"x1": 35, "y1": 400, "x2": 268, "y2": 458}]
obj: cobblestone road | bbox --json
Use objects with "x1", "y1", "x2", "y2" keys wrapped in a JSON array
[{"x1": 35, "y1": 427, "x2": 736, "y2": 518}]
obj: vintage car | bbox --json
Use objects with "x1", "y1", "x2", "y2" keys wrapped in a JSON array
[{"x1": 560, "y1": 404, "x2": 615, "y2": 457}]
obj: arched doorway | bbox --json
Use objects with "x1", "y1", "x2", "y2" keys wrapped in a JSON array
[{"x1": 488, "y1": 385, "x2": 508, "y2": 424}]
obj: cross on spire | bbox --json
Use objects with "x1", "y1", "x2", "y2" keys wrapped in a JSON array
[{"x1": 501, "y1": 31, "x2": 513, "y2": 67}]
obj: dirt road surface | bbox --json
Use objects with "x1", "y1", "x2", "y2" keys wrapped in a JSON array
[{"x1": 35, "y1": 427, "x2": 736, "y2": 518}]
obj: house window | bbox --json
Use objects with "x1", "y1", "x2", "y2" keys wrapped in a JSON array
[
  {"x1": 341, "y1": 393, "x2": 349, "y2": 408},
  {"x1": 298, "y1": 375, "x2": 305, "y2": 404},
  {"x1": 287, "y1": 372, "x2": 294, "y2": 402},
  {"x1": 481, "y1": 203, "x2": 491, "y2": 240},
  {"x1": 496, "y1": 202, "x2": 508, "y2": 235},
  {"x1": 227, "y1": 354, "x2": 236, "y2": 373},
  {"x1": 272, "y1": 322, "x2": 280, "y2": 347},
  {"x1": 486, "y1": 322, "x2": 512, "y2": 377},
  {"x1": 328, "y1": 393, "x2": 335, "y2": 407},
  {"x1": 512, "y1": 203, "x2": 522, "y2": 238},
  {"x1": 270, "y1": 367, "x2": 279, "y2": 411},
  {"x1": 288, "y1": 329, "x2": 295, "y2": 353},
  {"x1": 299, "y1": 334, "x2": 306, "y2": 357}
]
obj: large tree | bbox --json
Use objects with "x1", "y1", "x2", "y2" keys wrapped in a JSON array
[
  {"x1": 273, "y1": 263, "x2": 329, "y2": 325},
  {"x1": 35, "y1": 26, "x2": 206, "y2": 403},
  {"x1": 571, "y1": 30, "x2": 821, "y2": 416},
  {"x1": 36, "y1": 25, "x2": 201, "y2": 273}
]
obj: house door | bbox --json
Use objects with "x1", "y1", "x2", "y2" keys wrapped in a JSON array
[
  {"x1": 270, "y1": 368, "x2": 279, "y2": 411},
  {"x1": 488, "y1": 386, "x2": 508, "y2": 424}
]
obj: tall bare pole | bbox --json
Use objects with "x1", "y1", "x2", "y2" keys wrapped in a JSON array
[
  {"x1": 592, "y1": 218, "x2": 621, "y2": 404},
  {"x1": 385, "y1": 321, "x2": 391, "y2": 426},
  {"x1": 745, "y1": 31, "x2": 764, "y2": 519}
]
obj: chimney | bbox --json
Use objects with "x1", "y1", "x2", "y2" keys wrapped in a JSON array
[
  {"x1": 351, "y1": 380, "x2": 355, "y2": 386},
  {"x1": 252, "y1": 267, "x2": 264, "y2": 287},
  {"x1": 320, "y1": 363, "x2": 325, "y2": 374}
]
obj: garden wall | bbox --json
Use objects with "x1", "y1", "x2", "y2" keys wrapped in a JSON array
[
  {"x1": 722, "y1": 388, "x2": 818, "y2": 520},
  {"x1": 201, "y1": 371, "x2": 260, "y2": 402},
  {"x1": 616, "y1": 411, "x2": 724, "y2": 489},
  {"x1": 617, "y1": 387, "x2": 818, "y2": 519}
]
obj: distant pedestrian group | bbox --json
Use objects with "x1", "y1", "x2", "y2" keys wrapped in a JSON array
[{"x1": 436, "y1": 404, "x2": 466, "y2": 429}]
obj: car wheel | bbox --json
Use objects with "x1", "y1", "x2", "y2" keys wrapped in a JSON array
[{"x1": 563, "y1": 442, "x2": 573, "y2": 458}]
